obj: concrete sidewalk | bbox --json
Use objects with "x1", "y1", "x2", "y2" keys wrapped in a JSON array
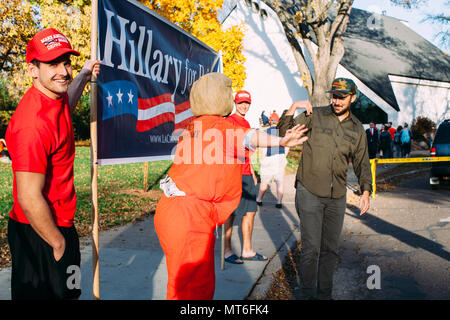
[{"x1": 0, "y1": 174, "x2": 301, "y2": 300}]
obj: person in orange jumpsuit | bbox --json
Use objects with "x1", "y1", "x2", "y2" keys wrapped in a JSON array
[{"x1": 154, "y1": 73, "x2": 308, "y2": 300}]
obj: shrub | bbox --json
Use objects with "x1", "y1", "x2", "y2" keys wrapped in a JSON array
[
  {"x1": 411, "y1": 116, "x2": 436, "y2": 144},
  {"x1": 411, "y1": 116, "x2": 436, "y2": 136},
  {"x1": 72, "y1": 93, "x2": 91, "y2": 141},
  {"x1": 0, "y1": 79, "x2": 18, "y2": 138},
  {"x1": 0, "y1": 111, "x2": 14, "y2": 138}
]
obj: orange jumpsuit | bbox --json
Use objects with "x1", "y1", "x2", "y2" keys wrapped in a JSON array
[{"x1": 154, "y1": 115, "x2": 251, "y2": 300}]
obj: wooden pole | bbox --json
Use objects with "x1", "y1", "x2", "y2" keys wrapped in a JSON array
[
  {"x1": 89, "y1": 0, "x2": 100, "y2": 300},
  {"x1": 218, "y1": 51, "x2": 225, "y2": 270},
  {"x1": 143, "y1": 162, "x2": 149, "y2": 191},
  {"x1": 221, "y1": 225, "x2": 225, "y2": 270}
]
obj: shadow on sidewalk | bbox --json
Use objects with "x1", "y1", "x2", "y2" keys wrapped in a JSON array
[{"x1": 346, "y1": 204, "x2": 450, "y2": 261}]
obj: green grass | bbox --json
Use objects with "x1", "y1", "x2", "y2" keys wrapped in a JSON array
[
  {"x1": 0, "y1": 147, "x2": 172, "y2": 238},
  {"x1": 252, "y1": 146, "x2": 302, "y2": 178},
  {"x1": 0, "y1": 162, "x2": 13, "y2": 234}
]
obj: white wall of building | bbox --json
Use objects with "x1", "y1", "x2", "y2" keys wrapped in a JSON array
[
  {"x1": 388, "y1": 75, "x2": 450, "y2": 127},
  {"x1": 223, "y1": 0, "x2": 309, "y2": 128}
]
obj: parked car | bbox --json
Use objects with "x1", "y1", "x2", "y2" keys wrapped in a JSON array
[{"x1": 430, "y1": 119, "x2": 450, "y2": 189}]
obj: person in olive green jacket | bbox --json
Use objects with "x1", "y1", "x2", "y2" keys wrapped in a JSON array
[{"x1": 277, "y1": 78, "x2": 372, "y2": 300}]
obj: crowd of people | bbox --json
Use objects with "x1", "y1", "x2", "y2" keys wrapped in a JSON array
[
  {"x1": 4, "y1": 28, "x2": 376, "y2": 301},
  {"x1": 366, "y1": 121, "x2": 413, "y2": 160}
]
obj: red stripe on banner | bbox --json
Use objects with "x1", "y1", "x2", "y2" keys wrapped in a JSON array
[
  {"x1": 138, "y1": 93, "x2": 172, "y2": 110},
  {"x1": 175, "y1": 100, "x2": 191, "y2": 114},
  {"x1": 174, "y1": 117, "x2": 194, "y2": 130},
  {"x1": 136, "y1": 113, "x2": 175, "y2": 132}
]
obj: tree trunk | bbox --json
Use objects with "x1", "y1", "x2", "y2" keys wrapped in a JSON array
[{"x1": 268, "y1": 0, "x2": 354, "y2": 106}]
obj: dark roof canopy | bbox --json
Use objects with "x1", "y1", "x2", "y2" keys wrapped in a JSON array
[
  {"x1": 343, "y1": 8, "x2": 449, "y2": 111},
  {"x1": 262, "y1": 1, "x2": 450, "y2": 111}
]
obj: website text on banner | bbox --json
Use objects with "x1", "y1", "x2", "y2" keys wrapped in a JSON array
[
  {"x1": 97, "y1": 0, "x2": 220, "y2": 165},
  {"x1": 369, "y1": 156, "x2": 450, "y2": 198}
]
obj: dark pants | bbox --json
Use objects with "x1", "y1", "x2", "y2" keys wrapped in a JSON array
[
  {"x1": 368, "y1": 145, "x2": 377, "y2": 159},
  {"x1": 8, "y1": 218, "x2": 81, "y2": 300},
  {"x1": 295, "y1": 181, "x2": 346, "y2": 300},
  {"x1": 401, "y1": 142, "x2": 411, "y2": 157}
]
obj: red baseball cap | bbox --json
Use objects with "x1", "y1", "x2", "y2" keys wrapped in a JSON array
[
  {"x1": 234, "y1": 90, "x2": 251, "y2": 104},
  {"x1": 26, "y1": 28, "x2": 80, "y2": 64}
]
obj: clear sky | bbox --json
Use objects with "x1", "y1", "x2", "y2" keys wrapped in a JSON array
[{"x1": 353, "y1": 0, "x2": 449, "y2": 53}]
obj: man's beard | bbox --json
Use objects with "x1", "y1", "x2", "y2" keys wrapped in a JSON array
[{"x1": 332, "y1": 104, "x2": 350, "y2": 116}]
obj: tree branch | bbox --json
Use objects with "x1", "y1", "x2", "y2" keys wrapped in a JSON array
[
  {"x1": 271, "y1": 0, "x2": 314, "y2": 97},
  {"x1": 329, "y1": 0, "x2": 353, "y2": 38},
  {"x1": 306, "y1": 0, "x2": 335, "y2": 25}
]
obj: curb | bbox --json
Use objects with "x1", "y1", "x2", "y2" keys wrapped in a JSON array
[{"x1": 246, "y1": 226, "x2": 301, "y2": 300}]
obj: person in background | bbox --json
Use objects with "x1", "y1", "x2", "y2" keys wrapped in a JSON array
[
  {"x1": 394, "y1": 125, "x2": 403, "y2": 158},
  {"x1": 0, "y1": 138, "x2": 11, "y2": 163},
  {"x1": 269, "y1": 110, "x2": 279, "y2": 124},
  {"x1": 387, "y1": 122, "x2": 396, "y2": 158},
  {"x1": 365, "y1": 122, "x2": 379, "y2": 159},
  {"x1": 401, "y1": 123, "x2": 412, "y2": 157},
  {"x1": 256, "y1": 118, "x2": 288, "y2": 209},
  {"x1": 379, "y1": 125, "x2": 393, "y2": 167},
  {"x1": 224, "y1": 90, "x2": 267, "y2": 264},
  {"x1": 261, "y1": 111, "x2": 270, "y2": 126}
]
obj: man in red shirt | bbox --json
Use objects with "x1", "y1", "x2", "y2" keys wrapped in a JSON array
[
  {"x1": 223, "y1": 90, "x2": 268, "y2": 264},
  {"x1": 269, "y1": 110, "x2": 280, "y2": 124},
  {"x1": 6, "y1": 28, "x2": 99, "y2": 300}
]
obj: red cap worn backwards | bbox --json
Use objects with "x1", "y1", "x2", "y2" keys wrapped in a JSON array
[
  {"x1": 234, "y1": 90, "x2": 251, "y2": 104},
  {"x1": 26, "y1": 28, "x2": 80, "y2": 64}
]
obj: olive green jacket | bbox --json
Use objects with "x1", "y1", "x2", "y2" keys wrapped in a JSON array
[{"x1": 277, "y1": 105, "x2": 372, "y2": 198}]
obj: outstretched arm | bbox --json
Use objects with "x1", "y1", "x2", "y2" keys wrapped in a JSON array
[
  {"x1": 249, "y1": 124, "x2": 308, "y2": 149},
  {"x1": 68, "y1": 60, "x2": 101, "y2": 113}
]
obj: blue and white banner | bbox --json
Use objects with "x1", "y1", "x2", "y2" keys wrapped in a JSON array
[{"x1": 97, "y1": 0, "x2": 221, "y2": 165}]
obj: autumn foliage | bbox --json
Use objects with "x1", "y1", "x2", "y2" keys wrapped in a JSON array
[{"x1": 139, "y1": 0, "x2": 246, "y2": 90}]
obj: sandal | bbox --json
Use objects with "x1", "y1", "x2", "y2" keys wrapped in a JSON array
[
  {"x1": 224, "y1": 254, "x2": 244, "y2": 264},
  {"x1": 240, "y1": 253, "x2": 267, "y2": 261}
]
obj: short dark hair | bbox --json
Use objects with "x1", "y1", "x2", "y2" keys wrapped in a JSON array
[{"x1": 30, "y1": 59, "x2": 41, "y2": 67}]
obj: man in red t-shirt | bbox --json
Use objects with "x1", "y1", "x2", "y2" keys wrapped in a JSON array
[
  {"x1": 6, "y1": 28, "x2": 99, "y2": 300},
  {"x1": 223, "y1": 90, "x2": 268, "y2": 264}
]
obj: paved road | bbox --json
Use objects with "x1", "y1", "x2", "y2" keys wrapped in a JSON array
[
  {"x1": 261, "y1": 167, "x2": 450, "y2": 300},
  {"x1": 335, "y1": 173, "x2": 450, "y2": 300}
]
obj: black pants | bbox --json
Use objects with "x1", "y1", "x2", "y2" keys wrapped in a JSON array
[
  {"x1": 8, "y1": 218, "x2": 81, "y2": 300},
  {"x1": 295, "y1": 181, "x2": 346, "y2": 299}
]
